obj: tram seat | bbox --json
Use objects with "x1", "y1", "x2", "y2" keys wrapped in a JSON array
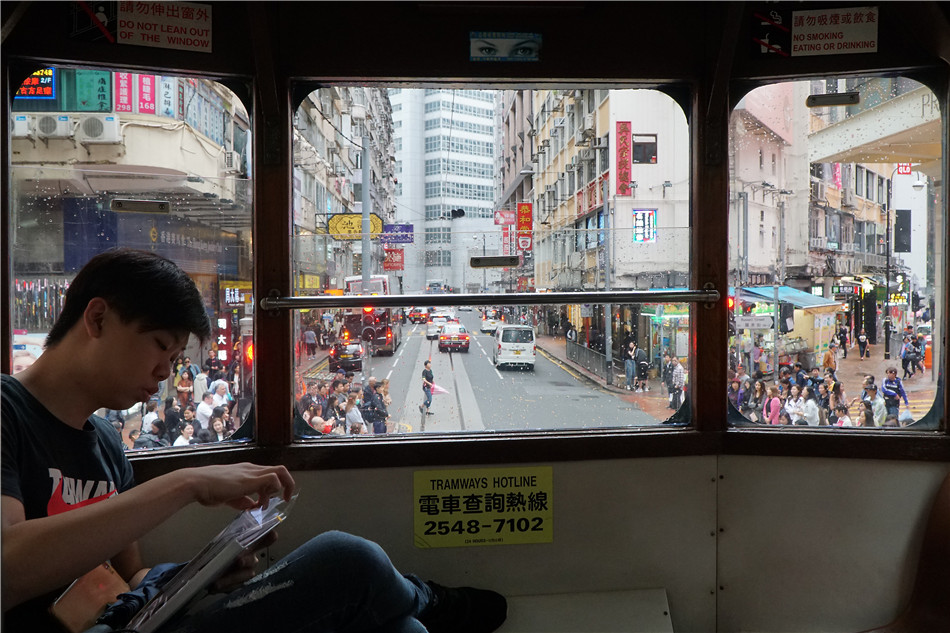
[
  {"x1": 858, "y1": 471, "x2": 950, "y2": 633},
  {"x1": 499, "y1": 589, "x2": 673, "y2": 632}
]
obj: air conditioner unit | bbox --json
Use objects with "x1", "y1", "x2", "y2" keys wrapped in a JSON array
[
  {"x1": 583, "y1": 113, "x2": 594, "y2": 131},
  {"x1": 553, "y1": 116, "x2": 566, "y2": 127},
  {"x1": 573, "y1": 89, "x2": 584, "y2": 100},
  {"x1": 223, "y1": 150, "x2": 242, "y2": 173},
  {"x1": 36, "y1": 114, "x2": 72, "y2": 139},
  {"x1": 12, "y1": 114, "x2": 33, "y2": 138},
  {"x1": 591, "y1": 136, "x2": 608, "y2": 149},
  {"x1": 566, "y1": 104, "x2": 575, "y2": 115},
  {"x1": 579, "y1": 149, "x2": 594, "y2": 161},
  {"x1": 565, "y1": 163, "x2": 576, "y2": 172},
  {"x1": 841, "y1": 187, "x2": 855, "y2": 207},
  {"x1": 574, "y1": 129, "x2": 588, "y2": 146},
  {"x1": 546, "y1": 184, "x2": 557, "y2": 193},
  {"x1": 78, "y1": 114, "x2": 122, "y2": 143}
]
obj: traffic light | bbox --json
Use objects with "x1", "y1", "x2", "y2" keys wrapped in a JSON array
[
  {"x1": 894, "y1": 208, "x2": 911, "y2": 253},
  {"x1": 726, "y1": 296, "x2": 735, "y2": 310},
  {"x1": 361, "y1": 307, "x2": 376, "y2": 342},
  {"x1": 450, "y1": 208, "x2": 465, "y2": 219},
  {"x1": 912, "y1": 291, "x2": 921, "y2": 311}
]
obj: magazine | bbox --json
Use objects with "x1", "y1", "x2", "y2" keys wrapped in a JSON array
[{"x1": 126, "y1": 493, "x2": 297, "y2": 633}]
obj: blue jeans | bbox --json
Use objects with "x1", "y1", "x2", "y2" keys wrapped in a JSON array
[
  {"x1": 624, "y1": 360, "x2": 635, "y2": 388},
  {"x1": 163, "y1": 531, "x2": 433, "y2": 633},
  {"x1": 423, "y1": 386, "x2": 432, "y2": 410}
]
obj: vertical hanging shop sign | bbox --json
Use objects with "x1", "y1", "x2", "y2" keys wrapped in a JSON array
[
  {"x1": 516, "y1": 202, "x2": 533, "y2": 251},
  {"x1": 414, "y1": 466, "x2": 553, "y2": 548},
  {"x1": 114, "y1": 72, "x2": 133, "y2": 112},
  {"x1": 137, "y1": 74, "x2": 156, "y2": 114},
  {"x1": 616, "y1": 121, "x2": 632, "y2": 196}
]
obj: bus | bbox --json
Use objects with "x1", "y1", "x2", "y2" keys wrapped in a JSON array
[
  {"x1": 344, "y1": 274, "x2": 394, "y2": 296},
  {"x1": 342, "y1": 275, "x2": 402, "y2": 355},
  {"x1": 3, "y1": 5, "x2": 947, "y2": 632}
]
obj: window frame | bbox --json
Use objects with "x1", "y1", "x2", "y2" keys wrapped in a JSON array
[{"x1": 3, "y1": 4, "x2": 948, "y2": 479}]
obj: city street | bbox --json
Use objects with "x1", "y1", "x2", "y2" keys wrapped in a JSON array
[
  {"x1": 299, "y1": 311, "x2": 661, "y2": 433},
  {"x1": 296, "y1": 311, "x2": 938, "y2": 431}
]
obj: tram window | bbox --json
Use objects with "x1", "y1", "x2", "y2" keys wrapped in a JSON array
[
  {"x1": 291, "y1": 87, "x2": 691, "y2": 438},
  {"x1": 727, "y1": 76, "x2": 943, "y2": 431},
  {"x1": 9, "y1": 65, "x2": 254, "y2": 450}
]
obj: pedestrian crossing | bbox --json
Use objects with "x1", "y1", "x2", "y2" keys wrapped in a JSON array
[{"x1": 905, "y1": 394, "x2": 937, "y2": 419}]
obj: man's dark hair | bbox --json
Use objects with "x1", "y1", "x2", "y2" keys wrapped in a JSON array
[{"x1": 46, "y1": 248, "x2": 211, "y2": 348}]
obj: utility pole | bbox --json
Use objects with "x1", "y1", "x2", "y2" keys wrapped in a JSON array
[
  {"x1": 361, "y1": 136, "x2": 372, "y2": 292},
  {"x1": 602, "y1": 178, "x2": 613, "y2": 388},
  {"x1": 361, "y1": 136, "x2": 373, "y2": 376}
]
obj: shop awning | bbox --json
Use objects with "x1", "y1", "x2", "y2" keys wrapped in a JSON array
[{"x1": 739, "y1": 285, "x2": 840, "y2": 309}]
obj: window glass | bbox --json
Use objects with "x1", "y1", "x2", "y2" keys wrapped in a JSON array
[
  {"x1": 291, "y1": 87, "x2": 691, "y2": 438},
  {"x1": 10, "y1": 66, "x2": 253, "y2": 449},
  {"x1": 728, "y1": 77, "x2": 942, "y2": 430}
]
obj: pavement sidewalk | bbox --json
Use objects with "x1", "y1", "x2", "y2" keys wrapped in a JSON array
[
  {"x1": 534, "y1": 333, "x2": 937, "y2": 423},
  {"x1": 535, "y1": 334, "x2": 676, "y2": 422}
]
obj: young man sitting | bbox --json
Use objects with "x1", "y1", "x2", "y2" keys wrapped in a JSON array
[{"x1": 2, "y1": 248, "x2": 506, "y2": 633}]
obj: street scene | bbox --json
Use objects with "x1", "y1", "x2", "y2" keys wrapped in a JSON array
[{"x1": 9, "y1": 73, "x2": 941, "y2": 445}]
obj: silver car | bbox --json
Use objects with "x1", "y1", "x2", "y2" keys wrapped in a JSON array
[{"x1": 426, "y1": 314, "x2": 449, "y2": 339}]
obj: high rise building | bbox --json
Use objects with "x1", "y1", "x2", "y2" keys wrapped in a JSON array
[{"x1": 391, "y1": 89, "x2": 497, "y2": 293}]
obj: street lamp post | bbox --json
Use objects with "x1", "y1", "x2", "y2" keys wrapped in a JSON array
[
  {"x1": 884, "y1": 205, "x2": 892, "y2": 359},
  {"x1": 884, "y1": 167, "x2": 927, "y2": 359}
]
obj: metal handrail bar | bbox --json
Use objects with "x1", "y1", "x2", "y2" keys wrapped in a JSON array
[{"x1": 260, "y1": 289, "x2": 720, "y2": 311}]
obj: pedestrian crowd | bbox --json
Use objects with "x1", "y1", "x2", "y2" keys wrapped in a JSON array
[
  {"x1": 293, "y1": 370, "x2": 394, "y2": 437},
  {"x1": 725, "y1": 321, "x2": 929, "y2": 428},
  {"x1": 728, "y1": 358, "x2": 918, "y2": 428},
  {"x1": 109, "y1": 349, "x2": 242, "y2": 450}
]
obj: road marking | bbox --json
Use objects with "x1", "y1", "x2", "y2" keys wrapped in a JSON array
[{"x1": 386, "y1": 369, "x2": 393, "y2": 380}]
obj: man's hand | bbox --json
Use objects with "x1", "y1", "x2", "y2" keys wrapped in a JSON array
[
  {"x1": 187, "y1": 463, "x2": 295, "y2": 511},
  {"x1": 210, "y1": 531, "x2": 277, "y2": 593}
]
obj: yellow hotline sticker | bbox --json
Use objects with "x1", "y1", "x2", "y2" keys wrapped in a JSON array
[{"x1": 413, "y1": 466, "x2": 553, "y2": 548}]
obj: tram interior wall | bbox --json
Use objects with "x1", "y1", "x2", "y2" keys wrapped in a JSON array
[{"x1": 139, "y1": 456, "x2": 949, "y2": 632}]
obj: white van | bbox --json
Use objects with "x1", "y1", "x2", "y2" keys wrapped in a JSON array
[{"x1": 493, "y1": 325, "x2": 536, "y2": 369}]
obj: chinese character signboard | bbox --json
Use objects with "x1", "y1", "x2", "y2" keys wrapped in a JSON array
[
  {"x1": 516, "y1": 202, "x2": 532, "y2": 251},
  {"x1": 502, "y1": 226, "x2": 511, "y2": 256},
  {"x1": 327, "y1": 213, "x2": 384, "y2": 240},
  {"x1": 616, "y1": 121, "x2": 632, "y2": 195},
  {"x1": 381, "y1": 224, "x2": 414, "y2": 244},
  {"x1": 138, "y1": 74, "x2": 156, "y2": 114},
  {"x1": 494, "y1": 209, "x2": 516, "y2": 225},
  {"x1": 632, "y1": 209, "x2": 657, "y2": 243},
  {"x1": 413, "y1": 467, "x2": 553, "y2": 548},
  {"x1": 15, "y1": 68, "x2": 56, "y2": 100},
  {"x1": 114, "y1": 72, "x2": 133, "y2": 112},
  {"x1": 383, "y1": 248, "x2": 404, "y2": 271}
]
